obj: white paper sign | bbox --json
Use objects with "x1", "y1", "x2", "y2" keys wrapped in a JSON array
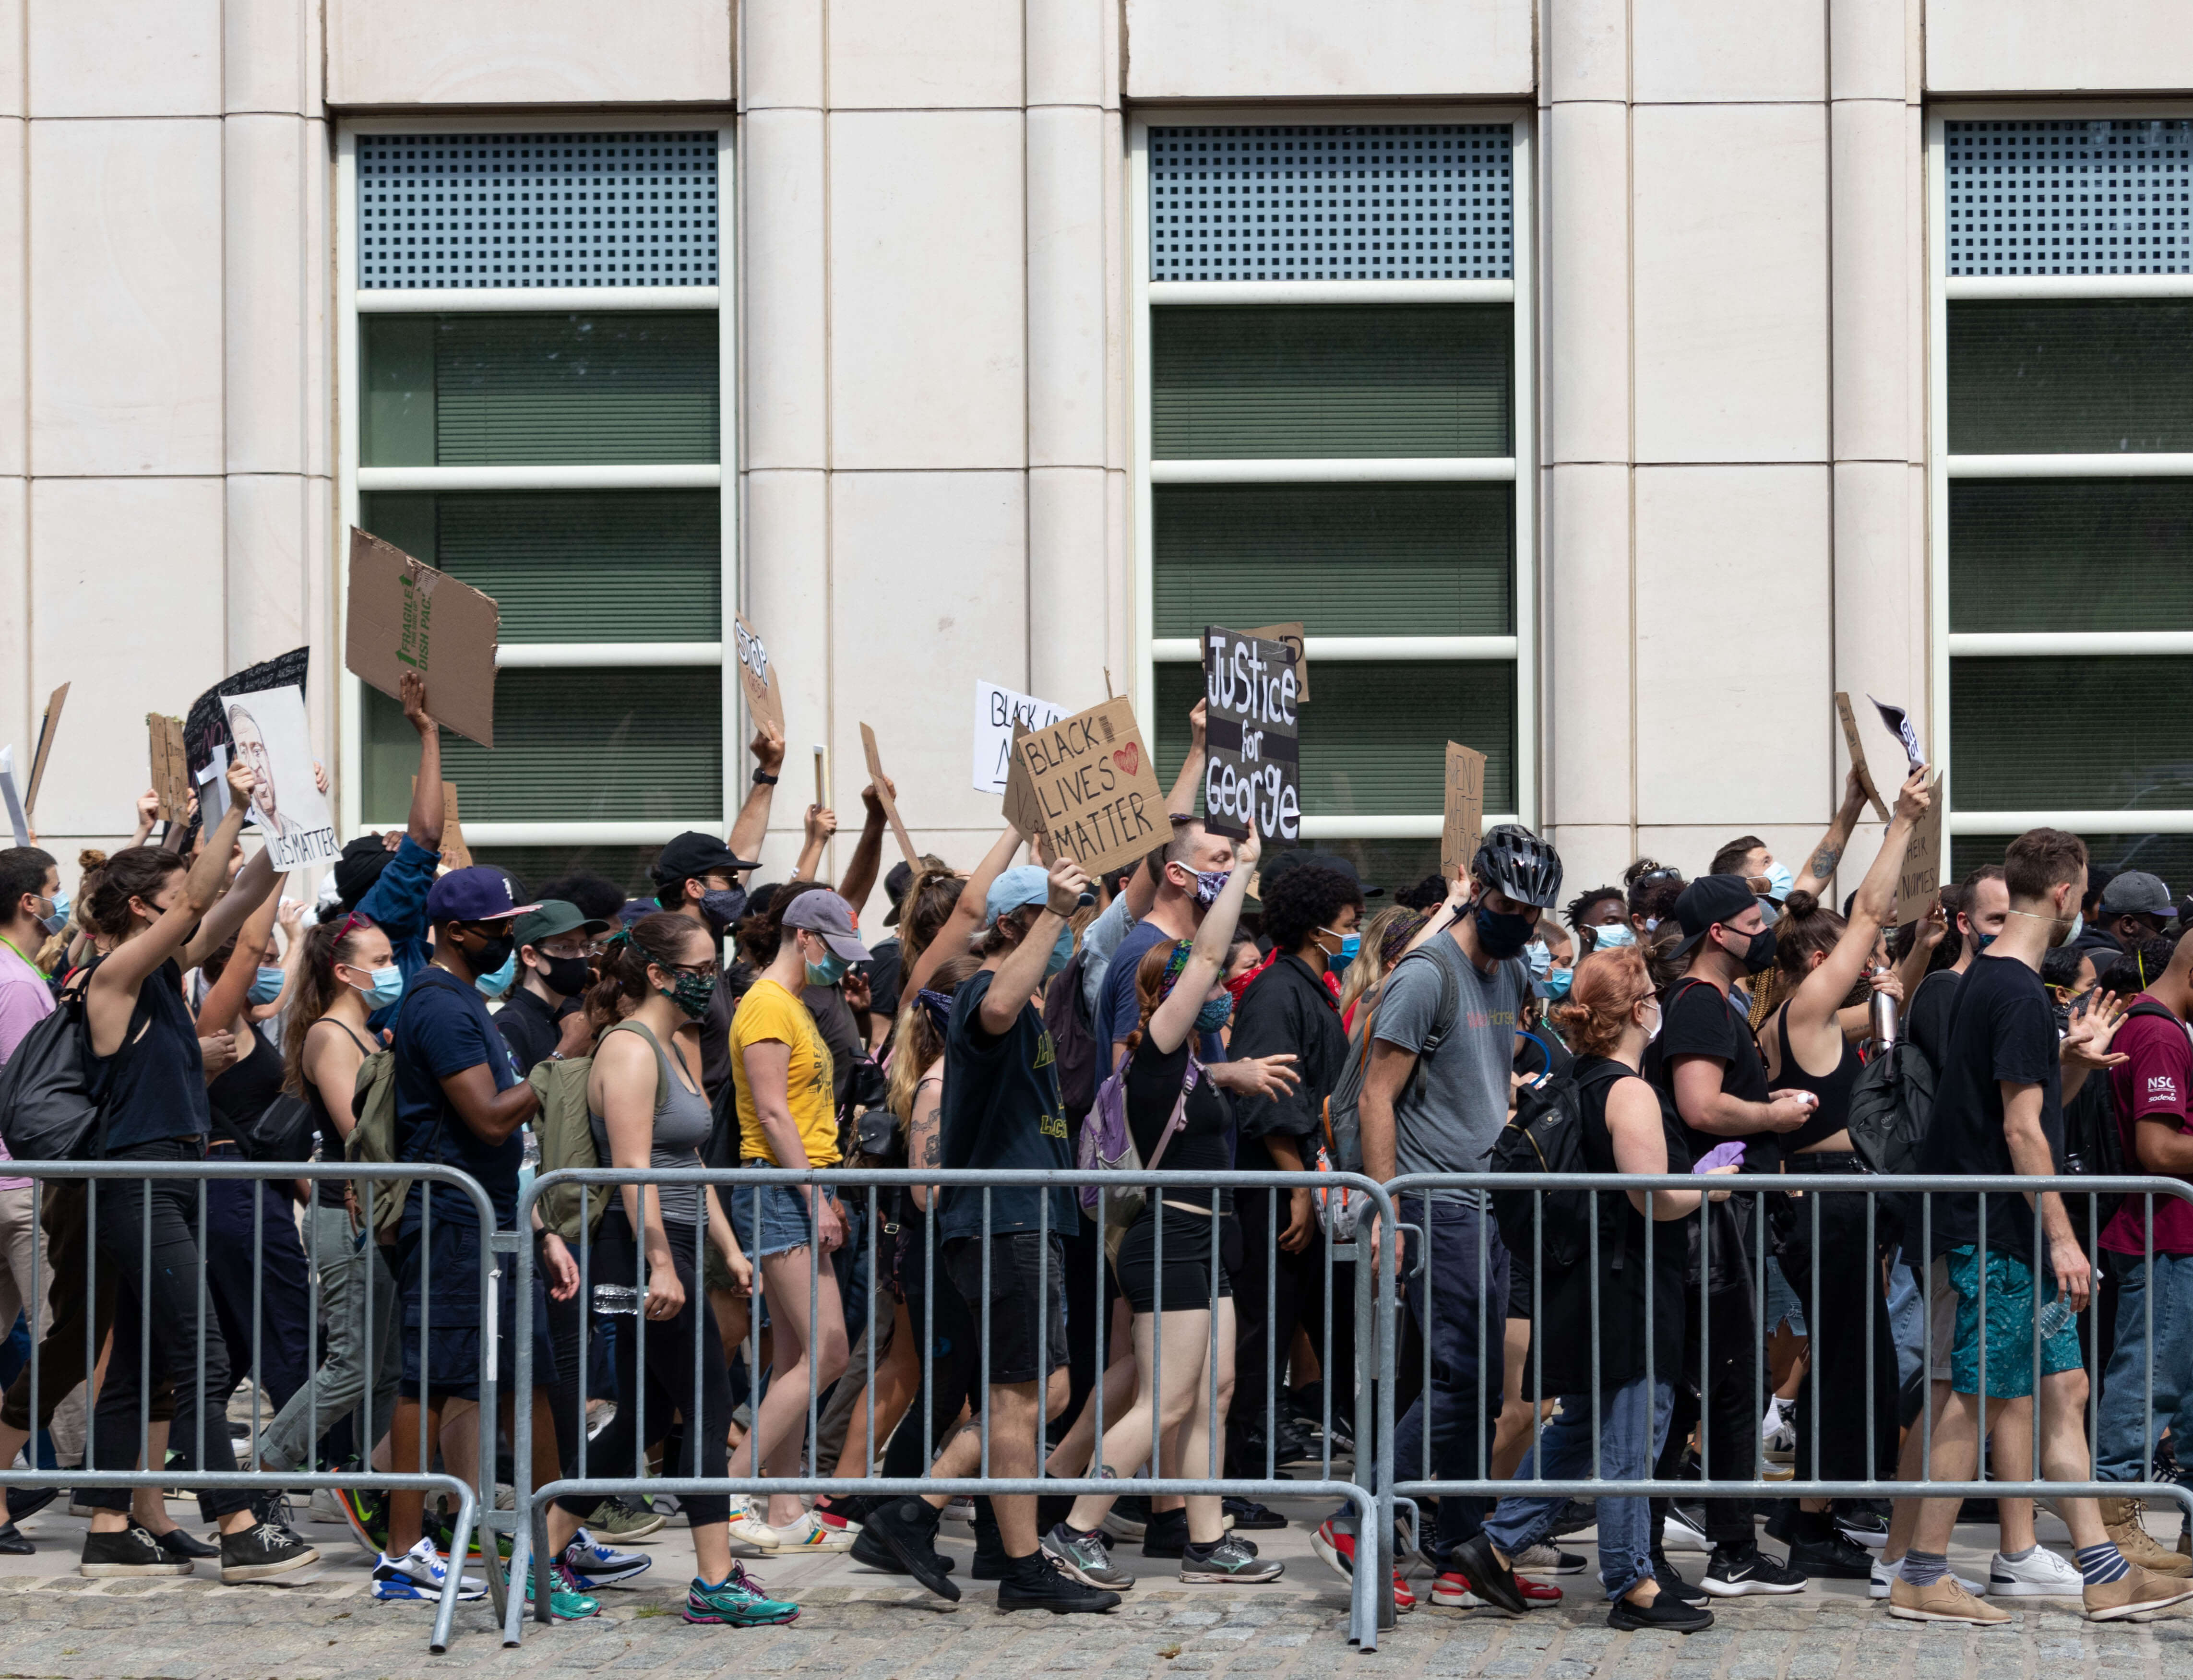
[
  {"x1": 974, "y1": 679, "x2": 1064, "y2": 795},
  {"x1": 221, "y1": 684, "x2": 337, "y2": 870}
]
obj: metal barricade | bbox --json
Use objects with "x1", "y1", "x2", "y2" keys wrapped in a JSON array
[
  {"x1": 1377, "y1": 1169, "x2": 2193, "y2": 1623},
  {"x1": 506, "y1": 1165, "x2": 1399, "y2": 1648},
  {"x1": 2, "y1": 1159, "x2": 501, "y2": 1654}
]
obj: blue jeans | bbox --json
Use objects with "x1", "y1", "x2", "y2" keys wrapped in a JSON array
[
  {"x1": 1485, "y1": 1377, "x2": 1673, "y2": 1601},
  {"x1": 2097, "y1": 1251, "x2": 2193, "y2": 1484}
]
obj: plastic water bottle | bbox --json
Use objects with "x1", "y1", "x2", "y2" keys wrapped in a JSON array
[
  {"x1": 592, "y1": 1284, "x2": 641, "y2": 1316},
  {"x1": 2036, "y1": 1295, "x2": 2076, "y2": 1340}
]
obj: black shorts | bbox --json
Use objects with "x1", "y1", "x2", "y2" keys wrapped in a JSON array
[
  {"x1": 942, "y1": 1231, "x2": 1069, "y2": 1387},
  {"x1": 1507, "y1": 1248, "x2": 1536, "y2": 1322},
  {"x1": 396, "y1": 1213, "x2": 559, "y2": 1401},
  {"x1": 1113, "y1": 1204, "x2": 1235, "y2": 1316}
]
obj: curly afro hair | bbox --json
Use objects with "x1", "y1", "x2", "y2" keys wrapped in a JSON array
[{"x1": 1260, "y1": 863, "x2": 1364, "y2": 955}]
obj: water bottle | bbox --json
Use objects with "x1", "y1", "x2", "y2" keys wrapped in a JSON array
[
  {"x1": 592, "y1": 1284, "x2": 641, "y2": 1316},
  {"x1": 2036, "y1": 1295, "x2": 2076, "y2": 1340}
]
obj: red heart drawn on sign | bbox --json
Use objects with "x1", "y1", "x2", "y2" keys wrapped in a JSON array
[{"x1": 1113, "y1": 744, "x2": 1141, "y2": 778}]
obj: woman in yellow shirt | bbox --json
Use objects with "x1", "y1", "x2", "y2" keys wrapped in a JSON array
[{"x1": 724, "y1": 887, "x2": 870, "y2": 1551}]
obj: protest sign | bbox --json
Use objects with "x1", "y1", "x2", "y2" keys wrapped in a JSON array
[
  {"x1": 0, "y1": 750, "x2": 26, "y2": 848},
  {"x1": 1895, "y1": 772, "x2": 1945, "y2": 927},
  {"x1": 1869, "y1": 695, "x2": 1925, "y2": 775},
  {"x1": 1441, "y1": 742, "x2": 1487, "y2": 882},
  {"x1": 1243, "y1": 623, "x2": 1309, "y2": 703},
  {"x1": 1834, "y1": 692, "x2": 1890, "y2": 822},
  {"x1": 974, "y1": 680, "x2": 1064, "y2": 795},
  {"x1": 1001, "y1": 720, "x2": 1047, "y2": 837},
  {"x1": 859, "y1": 723, "x2": 920, "y2": 868},
  {"x1": 223, "y1": 685, "x2": 337, "y2": 870},
  {"x1": 1201, "y1": 626, "x2": 1300, "y2": 845},
  {"x1": 147, "y1": 714, "x2": 191, "y2": 822},
  {"x1": 24, "y1": 684, "x2": 66, "y2": 819},
  {"x1": 732, "y1": 613, "x2": 784, "y2": 735},
  {"x1": 1011, "y1": 698, "x2": 1166, "y2": 876},
  {"x1": 185, "y1": 647, "x2": 311, "y2": 794},
  {"x1": 346, "y1": 528, "x2": 499, "y2": 748}
]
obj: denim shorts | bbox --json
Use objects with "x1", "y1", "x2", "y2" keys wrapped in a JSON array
[
  {"x1": 1948, "y1": 1244, "x2": 2082, "y2": 1399},
  {"x1": 726, "y1": 1180, "x2": 831, "y2": 1258}
]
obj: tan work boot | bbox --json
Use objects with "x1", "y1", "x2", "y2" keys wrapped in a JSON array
[
  {"x1": 2084, "y1": 1562, "x2": 2193, "y2": 1621},
  {"x1": 2099, "y1": 1496, "x2": 2193, "y2": 1577},
  {"x1": 1887, "y1": 1573, "x2": 2012, "y2": 1624}
]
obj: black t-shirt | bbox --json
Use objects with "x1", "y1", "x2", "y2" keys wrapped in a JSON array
[
  {"x1": 205, "y1": 1024, "x2": 286, "y2": 1147},
  {"x1": 939, "y1": 967, "x2": 1072, "y2": 1242},
  {"x1": 1645, "y1": 976, "x2": 1776, "y2": 1172},
  {"x1": 1125, "y1": 1036, "x2": 1234, "y2": 1213},
  {"x1": 494, "y1": 984, "x2": 575, "y2": 1076},
  {"x1": 1920, "y1": 952, "x2": 2064, "y2": 1263},
  {"x1": 699, "y1": 973, "x2": 736, "y2": 1105},
  {"x1": 1906, "y1": 968, "x2": 1962, "y2": 1076},
  {"x1": 803, "y1": 981, "x2": 864, "y2": 1112},
  {"x1": 862, "y1": 939, "x2": 905, "y2": 1019}
]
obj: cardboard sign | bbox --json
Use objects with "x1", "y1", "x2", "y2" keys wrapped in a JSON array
[
  {"x1": 147, "y1": 714, "x2": 191, "y2": 822},
  {"x1": 1834, "y1": 692, "x2": 1891, "y2": 822},
  {"x1": 732, "y1": 613, "x2": 784, "y2": 736},
  {"x1": 1002, "y1": 720, "x2": 1047, "y2": 837},
  {"x1": 1895, "y1": 772, "x2": 1946, "y2": 927},
  {"x1": 1243, "y1": 622, "x2": 1309, "y2": 703},
  {"x1": 1869, "y1": 694, "x2": 1925, "y2": 775},
  {"x1": 859, "y1": 723, "x2": 920, "y2": 867},
  {"x1": 974, "y1": 680, "x2": 1064, "y2": 795},
  {"x1": 1201, "y1": 626, "x2": 1301, "y2": 845},
  {"x1": 1441, "y1": 742, "x2": 1487, "y2": 881},
  {"x1": 346, "y1": 528, "x2": 499, "y2": 749},
  {"x1": 0, "y1": 750, "x2": 26, "y2": 848},
  {"x1": 223, "y1": 684, "x2": 337, "y2": 870},
  {"x1": 24, "y1": 683, "x2": 66, "y2": 819},
  {"x1": 1012, "y1": 697, "x2": 1167, "y2": 877}
]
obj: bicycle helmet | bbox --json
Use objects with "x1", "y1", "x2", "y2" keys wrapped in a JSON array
[{"x1": 1471, "y1": 823, "x2": 1564, "y2": 911}]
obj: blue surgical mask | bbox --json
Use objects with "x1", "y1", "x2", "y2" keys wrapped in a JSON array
[
  {"x1": 1190, "y1": 869, "x2": 1230, "y2": 909},
  {"x1": 354, "y1": 965, "x2": 405, "y2": 1009},
  {"x1": 1764, "y1": 860, "x2": 1796, "y2": 902},
  {"x1": 475, "y1": 950, "x2": 517, "y2": 999},
  {"x1": 1590, "y1": 922, "x2": 1636, "y2": 951},
  {"x1": 39, "y1": 890, "x2": 69, "y2": 936},
  {"x1": 1338, "y1": 932, "x2": 1361, "y2": 962},
  {"x1": 1044, "y1": 922, "x2": 1073, "y2": 981},
  {"x1": 1523, "y1": 940, "x2": 1551, "y2": 979},
  {"x1": 805, "y1": 951, "x2": 851, "y2": 989},
  {"x1": 1538, "y1": 965, "x2": 1574, "y2": 1001},
  {"x1": 1194, "y1": 992, "x2": 1234, "y2": 1033},
  {"x1": 249, "y1": 965, "x2": 286, "y2": 1005}
]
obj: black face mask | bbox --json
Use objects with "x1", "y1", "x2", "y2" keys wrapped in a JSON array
[
  {"x1": 539, "y1": 954, "x2": 593, "y2": 998},
  {"x1": 1473, "y1": 904, "x2": 1537, "y2": 960},
  {"x1": 469, "y1": 930, "x2": 517, "y2": 977},
  {"x1": 1731, "y1": 924, "x2": 1777, "y2": 975}
]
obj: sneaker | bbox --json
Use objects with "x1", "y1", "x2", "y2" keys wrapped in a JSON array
[
  {"x1": 1653, "y1": 1557, "x2": 1709, "y2": 1605},
  {"x1": 1309, "y1": 1519, "x2": 1415, "y2": 1611},
  {"x1": 857, "y1": 1497, "x2": 960, "y2": 1602},
  {"x1": 218, "y1": 1519, "x2": 322, "y2": 1585},
  {"x1": 524, "y1": 1558, "x2": 601, "y2": 1620},
  {"x1": 1988, "y1": 1546, "x2": 2084, "y2": 1597},
  {"x1": 2099, "y1": 1496, "x2": 2193, "y2": 1578},
  {"x1": 749, "y1": 1509, "x2": 854, "y2": 1555},
  {"x1": 151, "y1": 1525, "x2": 219, "y2": 1562},
  {"x1": 0, "y1": 1522, "x2": 29, "y2": 1556},
  {"x1": 1836, "y1": 1505, "x2": 1890, "y2": 1549},
  {"x1": 727, "y1": 1499, "x2": 779, "y2": 1552},
  {"x1": 336, "y1": 1487, "x2": 390, "y2": 1560},
  {"x1": 1044, "y1": 1522, "x2": 1136, "y2": 1589},
  {"x1": 812, "y1": 1494, "x2": 864, "y2": 1537},
  {"x1": 1788, "y1": 1523, "x2": 1875, "y2": 1582},
  {"x1": 371, "y1": 1538, "x2": 487, "y2": 1603},
  {"x1": 1446, "y1": 1533, "x2": 1527, "y2": 1616},
  {"x1": 1100, "y1": 1495, "x2": 1149, "y2": 1542},
  {"x1": 585, "y1": 1496, "x2": 667, "y2": 1543},
  {"x1": 1222, "y1": 1496, "x2": 1287, "y2": 1530},
  {"x1": 939, "y1": 1496, "x2": 977, "y2": 1524},
  {"x1": 1516, "y1": 1575, "x2": 1565, "y2": 1606},
  {"x1": 1430, "y1": 1571, "x2": 1480, "y2": 1608},
  {"x1": 1141, "y1": 1507, "x2": 1188, "y2": 1559},
  {"x1": 1609, "y1": 1590, "x2": 1714, "y2": 1632},
  {"x1": 1761, "y1": 1399, "x2": 1796, "y2": 1464},
  {"x1": 561, "y1": 1527, "x2": 653, "y2": 1589},
  {"x1": 1887, "y1": 1573, "x2": 2010, "y2": 1624},
  {"x1": 307, "y1": 1486, "x2": 347, "y2": 1526},
  {"x1": 1660, "y1": 1503, "x2": 1712, "y2": 1554},
  {"x1": 1513, "y1": 1542, "x2": 1586, "y2": 1575},
  {"x1": 1700, "y1": 1546, "x2": 1807, "y2": 1597},
  {"x1": 684, "y1": 1564, "x2": 799, "y2": 1627},
  {"x1": 79, "y1": 1523, "x2": 192, "y2": 1578},
  {"x1": 2085, "y1": 1561, "x2": 2193, "y2": 1621},
  {"x1": 1546, "y1": 1498, "x2": 1597, "y2": 1539},
  {"x1": 1180, "y1": 1534, "x2": 1281, "y2": 1584},
  {"x1": 1870, "y1": 1557, "x2": 1984, "y2": 1599},
  {"x1": 995, "y1": 1554, "x2": 1122, "y2": 1614}
]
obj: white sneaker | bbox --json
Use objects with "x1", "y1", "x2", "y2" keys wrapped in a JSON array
[
  {"x1": 1660, "y1": 1506, "x2": 1713, "y2": 1554},
  {"x1": 1989, "y1": 1546, "x2": 2085, "y2": 1597},
  {"x1": 371, "y1": 1538, "x2": 487, "y2": 1603},
  {"x1": 1870, "y1": 1556, "x2": 1984, "y2": 1600},
  {"x1": 307, "y1": 1486, "x2": 346, "y2": 1525},
  {"x1": 727, "y1": 1502, "x2": 779, "y2": 1552},
  {"x1": 737, "y1": 1508, "x2": 854, "y2": 1555},
  {"x1": 1761, "y1": 1399, "x2": 1796, "y2": 1463}
]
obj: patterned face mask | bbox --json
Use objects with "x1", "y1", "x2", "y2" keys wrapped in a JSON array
[
  {"x1": 659, "y1": 968, "x2": 718, "y2": 1021},
  {"x1": 1189, "y1": 868, "x2": 1231, "y2": 909}
]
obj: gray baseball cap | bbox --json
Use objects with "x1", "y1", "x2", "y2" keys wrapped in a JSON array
[
  {"x1": 2101, "y1": 870, "x2": 2173, "y2": 918},
  {"x1": 779, "y1": 888, "x2": 874, "y2": 963}
]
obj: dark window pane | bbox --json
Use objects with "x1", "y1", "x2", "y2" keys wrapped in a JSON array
[
  {"x1": 1951, "y1": 654, "x2": 2193, "y2": 811},
  {"x1": 470, "y1": 846, "x2": 664, "y2": 903},
  {"x1": 1952, "y1": 832, "x2": 2193, "y2": 899},
  {"x1": 1949, "y1": 299, "x2": 2193, "y2": 454},
  {"x1": 1949, "y1": 478, "x2": 2193, "y2": 632}
]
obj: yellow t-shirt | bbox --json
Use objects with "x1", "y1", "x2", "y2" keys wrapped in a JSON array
[{"x1": 730, "y1": 977, "x2": 840, "y2": 1167}]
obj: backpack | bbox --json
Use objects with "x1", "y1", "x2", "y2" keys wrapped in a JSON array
[
  {"x1": 0, "y1": 975, "x2": 103, "y2": 1161},
  {"x1": 1486, "y1": 1060, "x2": 1620, "y2": 1270},
  {"x1": 528, "y1": 1019, "x2": 667, "y2": 1244},
  {"x1": 1045, "y1": 947, "x2": 1100, "y2": 1127},
  {"x1": 1076, "y1": 1051, "x2": 1197, "y2": 1239},
  {"x1": 1320, "y1": 946, "x2": 1460, "y2": 1179},
  {"x1": 1845, "y1": 1036, "x2": 1937, "y2": 1177},
  {"x1": 343, "y1": 1039, "x2": 409, "y2": 1241}
]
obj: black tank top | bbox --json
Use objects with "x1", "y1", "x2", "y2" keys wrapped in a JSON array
[
  {"x1": 1770, "y1": 1002, "x2": 1863, "y2": 1152},
  {"x1": 206, "y1": 1025, "x2": 286, "y2": 1146},
  {"x1": 96, "y1": 957, "x2": 211, "y2": 1154}
]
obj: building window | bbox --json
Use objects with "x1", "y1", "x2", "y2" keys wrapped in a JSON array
[
  {"x1": 1134, "y1": 119, "x2": 1533, "y2": 889},
  {"x1": 1936, "y1": 117, "x2": 2193, "y2": 889},
  {"x1": 338, "y1": 125, "x2": 733, "y2": 896}
]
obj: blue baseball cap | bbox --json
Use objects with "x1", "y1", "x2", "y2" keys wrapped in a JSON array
[
  {"x1": 985, "y1": 865, "x2": 1052, "y2": 926},
  {"x1": 426, "y1": 866, "x2": 540, "y2": 924}
]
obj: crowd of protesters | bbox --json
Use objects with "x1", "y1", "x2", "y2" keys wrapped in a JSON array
[{"x1": 3, "y1": 681, "x2": 2193, "y2": 1637}]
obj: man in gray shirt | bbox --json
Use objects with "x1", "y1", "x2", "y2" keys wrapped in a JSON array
[{"x1": 1311, "y1": 825, "x2": 1561, "y2": 1598}]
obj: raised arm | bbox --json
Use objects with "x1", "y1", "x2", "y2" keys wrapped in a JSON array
[
  {"x1": 978, "y1": 855, "x2": 1089, "y2": 1035},
  {"x1": 1145, "y1": 831, "x2": 1259, "y2": 1056},
  {"x1": 1787, "y1": 767, "x2": 1928, "y2": 1040},
  {"x1": 182, "y1": 843, "x2": 278, "y2": 971},
  {"x1": 726, "y1": 721, "x2": 786, "y2": 875},
  {"x1": 1792, "y1": 764, "x2": 1872, "y2": 897},
  {"x1": 840, "y1": 777, "x2": 892, "y2": 917},
  {"x1": 904, "y1": 824, "x2": 1022, "y2": 1004},
  {"x1": 194, "y1": 871, "x2": 285, "y2": 1034},
  {"x1": 400, "y1": 670, "x2": 444, "y2": 854}
]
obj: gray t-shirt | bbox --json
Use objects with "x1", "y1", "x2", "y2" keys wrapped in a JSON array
[
  {"x1": 589, "y1": 1024, "x2": 714, "y2": 1227},
  {"x1": 1371, "y1": 933, "x2": 1529, "y2": 1201}
]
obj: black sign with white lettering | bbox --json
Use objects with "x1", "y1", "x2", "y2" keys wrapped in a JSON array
[{"x1": 1201, "y1": 625, "x2": 1300, "y2": 846}]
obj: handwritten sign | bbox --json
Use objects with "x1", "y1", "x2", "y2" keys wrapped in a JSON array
[
  {"x1": 1441, "y1": 742, "x2": 1487, "y2": 881},
  {"x1": 1835, "y1": 692, "x2": 1890, "y2": 822},
  {"x1": 1895, "y1": 772, "x2": 1945, "y2": 927},
  {"x1": 1002, "y1": 720, "x2": 1047, "y2": 837},
  {"x1": 347, "y1": 529, "x2": 499, "y2": 748},
  {"x1": 859, "y1": 723, "x2": 920, "y2": 868},
  {"x1": 1243, "y1": 622, "x2": 1309, "y2": 703},
  {"x1": 1201, "y1": 626, "x2": 1300, "y2": 845},
  {"x1": 1869, "y1": 695, "x2": 1925, "y2": 776},
  {"x1": 974, "y1": 680, "x2": 1064, "y2": 795},
  {"x1": 147, "y1": 714, "x2": 191, "y2": 822},
  {"x1": 733, "y1": 614, "x2": 784, "y2": 735},
  {"x1": 1011, "y1": 697, "x2": 1167, "y2": 876}
]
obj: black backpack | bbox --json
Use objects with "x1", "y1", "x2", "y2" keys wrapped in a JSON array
[
  {"x1": 0, "y1": 972, "x2": 109, "y2": 1162},
  {"x1": 1487, "y1": 1060, "x2": 1623, "y2": 1270},
  {"x1": 1044, "y1": 945, "x2": 1101, "y2": 1127},
  {"x1": 1845, "y1": 1035, "x2": 1937, "y2": 1177}
]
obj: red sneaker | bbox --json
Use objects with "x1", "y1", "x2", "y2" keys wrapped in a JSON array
[
  {"x1": 1517, "y1": 1573, "x2": 1563, "y2": 1606},
  {"x1": 1431, "y1": 1571, "x2": 1480, "y2": 1608},
  {"x1": 1310, "y1": 1519, "x2": 1417, "y2": 1612}
]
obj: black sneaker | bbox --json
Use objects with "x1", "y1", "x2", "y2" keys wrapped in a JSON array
[
  {"x1": 1142, "y1": 1508, "x2": 1188, "y2": 1559},
  {"x1": 1222, "y1": 1496, "x2": 1287, "y2": 1531},
  {"x1": 1787, "y1": 1520, "x2": 1874, "y2": 1581},
  {"x1": 1835, "y1": 1503, "x2": 1890, "y2": 1549},
  {"x1": 1652, "y1": 1555, "x2": 1709, "y2": 1605},
  {"x1": 153, "y1": 1525, "x2": 219, "y2": 1561},
  {"x1": 0, "y1": 1522, "x2": 30, "y2": 1556},
  {"x1": 1609, "y1": 1591, "x2": 1714, "y2": 1632},
  {"x1": 1700, "y1": 1545, "x2": 1807, "y2": 1597},
  {"x1": 1546, "y1": 1498, "x2": 1597, "y2": 1539},
  {"x1": 1447, "y1": 1532, "x2": 1527, "y2": 1616},
  {"x1": 220, "y1": 1519, "x2": 321, "y2": 1584},
  {"x1": 856, "y1": 1498, "x2": 960, "y2": 1602},
  {"x1": 995, "y1": 1554, "x2": 1121, "y2": 1614},
  {"x1": 80, "y1": 1523, "x2": 192, "y2": 1577}
]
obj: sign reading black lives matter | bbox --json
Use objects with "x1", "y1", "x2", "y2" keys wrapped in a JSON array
[{"x1": 1201, "y1": 626, "x2": 1300, "y2": 845}]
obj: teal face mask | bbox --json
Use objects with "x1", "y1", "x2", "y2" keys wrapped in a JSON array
[
  {"x1": 1044, "y1": 922, "x2": 1073, "y2": 981},
  {"x1": 475, "y1": 951, "x2": 517, "y2": 999},
  {"x1": 1539, "y1": 965, "x2": 1574, "y2": 1001},
  {"x1": 1764, "y1": 860, "x2": 1796, "y2": 902},
  {"x1": 249, "y1": 965, "x2": 286, "y2": 1006},
  {"x1": 1193, "y1": 992, "x2": 1233, "y2": 1033},
  {"x1": 354, "y1": 965, "x2": 405, "y2": 1009},
  {"x1": 1590, "y1": 922, "x2": 1637, "y2": 951},
  {"x1": 805, "y1": 951, "x2": 851, "y2": 988},
  {"x1": 1338, "y1": 932, "x2": 1361, "y2": 961},
  {"x1": 1523, "y1": 940, "x2": 1551, "y2": 979}
]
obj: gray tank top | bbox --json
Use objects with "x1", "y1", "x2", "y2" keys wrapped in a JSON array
[{"x1": 589, "y1": 1022, "x2": 713, "y2": 1228}]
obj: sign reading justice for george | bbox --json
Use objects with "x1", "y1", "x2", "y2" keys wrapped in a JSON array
[{"x1": 1201, "y1": 626, "x2": 1299, "y2": 845}]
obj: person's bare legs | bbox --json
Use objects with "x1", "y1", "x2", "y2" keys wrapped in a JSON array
[
  {"x1": 832, "y1": 1299, "x2": 920, "y2": 1480},
  {"x1": 726, "y1": 1247, "x2": 847, "y2": 1526},
  {"x1": 1491, "y1": 1318, "x2": 1553, "y2": 1481},
  {"x1": 1047, "y1": 1347, "x2": 1136, "y2": 1479},
  {"x1": 1886, "y1": 1380, "x2": 2038, "y2": 1563},
  {"x1": 1064, "y1": 1310, "x2": 1214, "y2": 1532},
  {"x1": 1167, "y1": 1299, "x2": 1235, "y2": 1544},
  {"x1": 386, "y1": 1396, "x2": 446, "y2": 1555},
  {"x1": 1908, "y1": 1373, "x2": 2103, "y2": 1559}
]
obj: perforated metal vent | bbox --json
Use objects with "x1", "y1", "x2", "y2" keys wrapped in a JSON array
[
  {"x1": 1150, "y1": 125, "x2": 1513, "y2": 283},
  {"x1": 358, "y1": 133, "x2": 719, "y2": 290},
  {"x1": 1947, "y1": 119, "x2": 2193, "y2": 277}
]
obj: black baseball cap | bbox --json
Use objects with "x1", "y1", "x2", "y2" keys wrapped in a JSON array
[
  {"x1": 1671, "y1": 872, "x2": 1761, "y2": 957},
  {"x1": 333, "y1": 834, "x2": 393, "y2": 909},
  {"x1": 651, "y1": 831, "x2": 761, "y2": 896},
  {"x1": 882, "y1": 858, "x2": 915, "y2": 927}
]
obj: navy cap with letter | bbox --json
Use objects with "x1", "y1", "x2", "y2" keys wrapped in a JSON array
[{"x1": 426, "y1": 865, "x2": 540, "y2": 924}]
